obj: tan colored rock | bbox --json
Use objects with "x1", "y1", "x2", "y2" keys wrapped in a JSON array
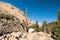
[
  {"x1": 0, "y1": 2, "x2": 29, "y2": 34},
  {"x1": 25, "y1": 32, "x2": 53, "y2": 40},
  {"x1": 0, "y1": 32, "x2": 53, "y2": 40},
  {"x1": 0, "y1": 2, "x2": 27, "y2": 23}
]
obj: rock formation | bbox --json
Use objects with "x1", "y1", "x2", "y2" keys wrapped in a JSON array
[
  {"x1": 0, "y1": 2, "x2": 27, "y2": 23},
  {"x1": 0, "y1": 2, "x2": 54, "y2": 40},
  {"x1": 0, "y1": 2, "x2": 28, "y2": 35},
  {"x1": 0, "y1": 32, "x2": 53, "y2": 40}
]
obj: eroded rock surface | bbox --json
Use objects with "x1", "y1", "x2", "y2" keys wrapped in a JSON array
[
  {"x1": 0, "y1": 32, "x2": 53, "y2": 40},
  {"x1": 0, "y1": 2, "x2": 27, "y2": 35},
  {"x1": 0, "y1": 2, "x2": 27, "y2": 23}
]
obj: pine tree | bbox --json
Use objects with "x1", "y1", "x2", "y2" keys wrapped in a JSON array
[
  {"x1": 42, "y1": 21, "x2": 47, "y2": 33},
  {"x1": 52, "y1": 12, "x2": 60, "y2": 40},
  {"x1": 35, "y1": 21, "x2": 39, "y2": 32},
  {"x1": 58, "y1": 12, "x2": 60, "y2": 26},
  {"x1": 57, "y1": 12, "x2": 60, "y2": 40}
]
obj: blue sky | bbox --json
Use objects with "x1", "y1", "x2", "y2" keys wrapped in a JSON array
[{"x1": 0, "y1": 0, "x2": 60, "y2": 24}]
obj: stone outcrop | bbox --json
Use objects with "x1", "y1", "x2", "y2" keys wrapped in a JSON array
[
  {"x1": 0, "y1": 2, "x2": 28, "y2": 35},
  {"x1": 0, "y1": 32, "x2": 53, "y2": 40},
  {"x1": 0, "y1": 2, "x2": 27, "y2": 23}
]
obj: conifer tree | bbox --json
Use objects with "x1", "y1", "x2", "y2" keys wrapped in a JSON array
[
  {"x1": 52, "y1": 12, "x2": 60, "y2": 40},
  {"x1": 58, "y1": 12, "x2": 60, "y2": 26},
  {"x1": 35, "y1": 21, "x2": 39, "y2": 32},
  {"x1": 42, "y1": 21, "x2": 47, "y2": 33}
]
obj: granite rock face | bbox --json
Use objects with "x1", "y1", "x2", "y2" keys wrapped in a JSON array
[
  {"x1": 0, "y1": 2, "x2": 28, "y2": 35},
  {"x1": 0, "y1": 2, "x2": 27, "y2": 23},
  {"x1": 0, "y1": 32, "x2": 53, "y2": 40}
]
